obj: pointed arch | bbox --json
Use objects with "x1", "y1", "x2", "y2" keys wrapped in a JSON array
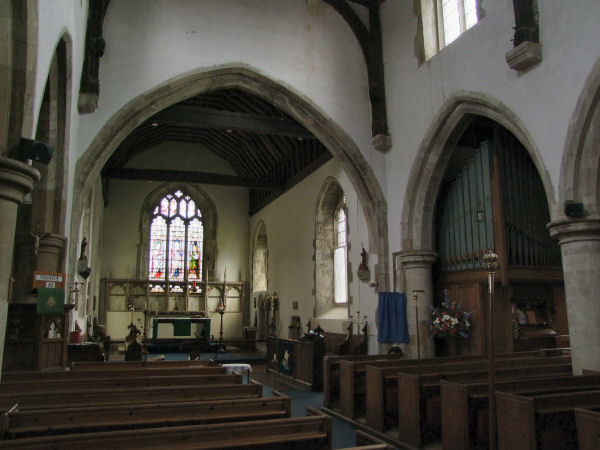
[
  {"x1": 2, "y1": 0, "x2": 39, "y2": 155},
  {"x1": 251, "y1": 220, "x2": 268, "y2": 293},
  {"x1": 70, "y1": 66, "x2": 389, "y2": 289},
  {"x1": 32, "y1": 32, "x2": 73, "y2": 236},
  {"x1": 559, "y1": 57, "x2": 600, "y2": 215},
  {"x1": 401, "y1": 91, "x2": 554, "y2": 252}
]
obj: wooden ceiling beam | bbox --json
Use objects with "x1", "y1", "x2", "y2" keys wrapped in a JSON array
[
  {"x1": 151, "y1": 105, "x2": 316, "y2": 139},
  {"x1": 103, "y1": 168, "x2": 282, "y2": 190}
]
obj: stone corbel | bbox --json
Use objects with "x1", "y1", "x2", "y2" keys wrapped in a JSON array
[
  {"x1": 78, "y1": 0, "x2": 110, "y2": 114},
  {"x1": 505, "y1": 0, "x2": 542, "y2": 72}
]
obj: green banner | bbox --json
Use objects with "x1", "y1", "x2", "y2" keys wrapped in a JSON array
[{"x1": 37, "y1": 288, "x2": 65, "y2": 315}]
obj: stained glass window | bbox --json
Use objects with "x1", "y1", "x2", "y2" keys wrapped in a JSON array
[{"x1": 148, "y1": 190, "x2": 204, "y2": 283}]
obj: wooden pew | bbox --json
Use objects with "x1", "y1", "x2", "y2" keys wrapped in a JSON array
[
  {"x1": 69, "y1": 359, "x2": 213, "y2": 371},
  {"x1": 394, "y1": 362, "x2": 573, "y2": 449},
  {"x1": 0, "y1": 381, "x2": 264, "y2": 410},
  {"x1": 574, "y1": 406, "x2": 600, "y2": 450},
  {"x1": 322, "y1": 349, "x2": 564, "y2": 409},
  {"x1": 0, "y1": 372, "x2": 242, "y2": 393},
  {"x1": 353, "y1": 354, "x2": 571, "y2": 425},
  {"x1": 1, "y1": 393, "x2": 292, "y2": 439},
  {"x1": 354, "y1": 430, "x2": 396, "y2": 449},
  {"x1": 0, "y1": 407, "x2": 333, "y2": 450},
  {"x1": 1, "y1": 365, "x2": 226, "y2": 382},
  {"x1": 440, "y1": 374, "x2": 600, "y2": 450},
  {"x1": 323, "y1": 354, "x2": 404, "y2": 409},
  {"x1": 496, "y1": 390, "x2": 600, "y2": 450}
]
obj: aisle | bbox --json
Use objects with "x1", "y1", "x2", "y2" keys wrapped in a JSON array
[{"x1": 250, "y1": 364, "x2": 358, "y2": 449}]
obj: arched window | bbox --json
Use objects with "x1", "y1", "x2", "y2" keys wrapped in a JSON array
[
  {"x1": 148, "y1": 190, "x2": 204, "y2": 284},
  {"x1": 315, "y1": 178, "x2": 348, "y2": 317},
  {"x1": 252, "y1": 221, "x2": 268, "y2": 293},
  {"x1": 334, "y1": 203, "x2": 348, "y2": 304}
]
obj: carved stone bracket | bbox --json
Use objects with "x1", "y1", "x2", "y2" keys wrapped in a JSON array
[
  {"x1": 78, "y1": 0, "x2": 110, "y2": 114},
  {"x1": 322, "y1": 0, "x2": 391, "y2": 151},
  {"x1": 506, "y1": 0, "x2": 541, "y2": 72}
]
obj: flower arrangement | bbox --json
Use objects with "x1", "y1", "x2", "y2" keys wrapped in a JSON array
[
  {"x1": 428, "y1": 292, "x2": 472, "y2": 339},
  {"x1": 215, "y1": 303, "x2": 225, "y2": 314}
]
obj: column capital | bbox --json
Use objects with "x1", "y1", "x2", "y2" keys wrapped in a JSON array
[
  {"x1": 0, "y1": 157, "x2": 40, "y2": 204},
  {"x1": 547, "y1": 216, "x2": 600, "y2": 245},
  {"x1": 397, "y1": 250, "x2": 438, "y2": 269}
]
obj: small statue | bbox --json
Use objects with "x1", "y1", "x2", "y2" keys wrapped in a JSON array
[
  {"x1": 359, "y1": 247, "x2": 368, "y2": 271},
  {"x1": 79, "y1": 237, "x2": 88, "y2": 261},
  {"x1": 125, "y1": 322, "x2": 142, "y2": 361}
]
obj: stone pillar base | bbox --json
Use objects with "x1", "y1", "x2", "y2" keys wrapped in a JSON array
[
  {"x1": 399, "y1": 250, "x2": 437, "y2": 359},
  {"x1": 548, "y1": 217, "x2": 600, "y2": 373}
]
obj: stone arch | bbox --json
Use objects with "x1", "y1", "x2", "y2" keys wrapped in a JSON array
[
  {"x1": 138, "y1": 182, "x2": 218, "y2": 281},
  {"x1": 70, "y1": 66, "x2": 389, "y2": 289},
  {"x1": 32, "y1": 32, "x2": 72, "y2": 236},
  {"x1": 559, "y1": 57, "x2": 600, "y2": 216},
  {"x1": 251, "y1": 220, "x2": 268, "y2": 293},
  {"x1": 314, "y1": 177, "x2": 346, "y2": 318},
  {"x1": 2, "y1": 0, "x2": 39, "y2": 155},
  {"x1": 401, "y1": 91, "x2": 554, "y2": 253}
]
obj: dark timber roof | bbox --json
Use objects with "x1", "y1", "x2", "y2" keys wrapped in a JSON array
[{"x1": 102, "y1": 89, "x2": 332, "y2": 215}]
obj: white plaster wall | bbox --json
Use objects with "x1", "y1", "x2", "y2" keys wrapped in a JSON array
[
  {"x1": 76, "y1": 0, "x2": 384, "y2": 183},
  {"x1": 382, "y1": 0, "x2": 600, "y2": 252},
  {"x1": 102, "y1": 142, "x2": 249, "y2": 282},
  {"x1": 250, "y1": 158, "x2": 380, "y2": 353},
  {"x1": 35, "y1": 0, "x2": 88, "y2": 290}
]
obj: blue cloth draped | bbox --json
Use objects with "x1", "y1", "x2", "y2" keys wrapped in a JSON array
[{"x1": 377, "y1": 292, "x2": 409, "y2": 343}]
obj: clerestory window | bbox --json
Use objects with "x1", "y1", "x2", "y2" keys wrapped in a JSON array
[{"x1": 437, "y1": 0, "x2": 479, "y2": 48}]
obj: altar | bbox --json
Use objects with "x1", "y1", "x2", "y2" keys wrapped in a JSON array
[{"x1": 150, "y1": 316, "x2": 211, "y2": 341}]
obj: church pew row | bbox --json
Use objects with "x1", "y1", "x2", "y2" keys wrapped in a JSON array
[
  {"x1": 440, "y1": 374, "x2": 600, "y2": 450},
  {"x1": 321, "y1": 349, "x2": 567, "y2": 409},
  {"x1": 0, "y1": 393, "x2": 292, "y2": 439},
  {"x1": 0, "y1": 407, "x2": 333, "y2": 450},
  {"x1": 394, "y1": 362, "x2": 573, "y2": 449},
  {"x1": 0, "y1": 381, "x2": 264, "y2": 410},
  {"x1": 574, "y1": 406, "x2": 600, "y2": 450},
  {"x1": 69, "y1": 359, "x2": 214, "y2": 371},
  {"x1": 323, "y1": 349, "x2": 565, "y2": 411},
  {"x1": 363, "y1": 354, "x2": 572, "y2": 430},
  {"x1": 496, "y1": 389, "x2": 600, "y2": 450},
  {"x1": 1, "y1": 365, "x2": 227, "y2": 382},
  {"x1": 0, "y1": 372, "x2": 243, "y2": 393}
]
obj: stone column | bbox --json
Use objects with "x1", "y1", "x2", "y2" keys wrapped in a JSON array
[
  {"x1": 0, "y1": 157, "x2": 40, "y2": 375},
  {"x1": 399, "y1": 250, "x2": 437, "y2": 359},
  {"x1": 37, "y1": 233, "x2": 67, "y2": 273},
  {"x1": 548, "y1": 217, "x2": 600, "y2": 374}
]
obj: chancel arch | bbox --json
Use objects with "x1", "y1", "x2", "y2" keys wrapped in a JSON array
[
  {"x1": 400, "y1": 92, "x2": 563, "y2": 360},
  {"x1": 70, "y1": 66, "x2": 389, "y2": 292}
]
